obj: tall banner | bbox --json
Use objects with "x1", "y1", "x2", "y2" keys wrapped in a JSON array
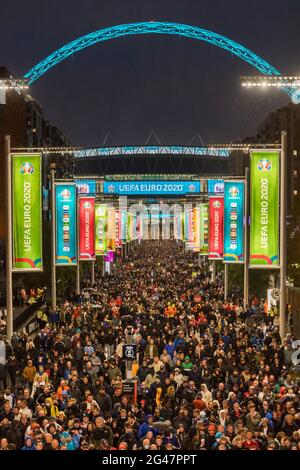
[
  {"x1": 115, "y1": 210, "x2": 122, "y2": 248},
  {"x1": 193, "y1": 207, "x2": 201, "y2": 252},
  {"x1": 184, "y1": 209, "x2": 193, "y2": 243},
  {"x1": 120, "y1": 209, "x2": 127, "y2": 242},
  {"x1": 250, "y1": 151, "x2": 279, "y2": 268},
  {"x1": 130, "y1": 213, "x2": 135, "y2": 240},
  {"x1": 95, "y1": 204, "x2": 107, "y2": 256},
  {"x1": 12, "y1": 154, "x2": 42, "y2": 271},
  {"x1": 199, "y1": 203, "x2": 209, "y2": 256},
  {"x1": 79, "y1": 196, "x2": 95, "y2": 261},
  {"x1": 107, "y1": 206, "x2": 116, "y2": 251},
  {"x1": 126, "y1": 213, "x2": 131, "y2": 242},
  {"x1": 224, "y1": 181, "x2": 245, "y2": 263},
  {"x1": 55, "y1": 183, "x2": 77, "y2": 266},
  {"x1": 174, "y1": 213, "x2": 183, "y2": 240},
  {"x1": 208, "y1": 196, "x2": 224, "y2": 259}
]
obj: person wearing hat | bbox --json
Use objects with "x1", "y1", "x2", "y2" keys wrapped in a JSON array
[{"x1": 181, "y1": 356, "x2": 193, "y2": 375}]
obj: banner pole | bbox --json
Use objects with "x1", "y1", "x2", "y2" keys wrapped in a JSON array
[
  {"x1": 91, "y1": 260, "x2": 95, "y2": 286},
  {"x1": 76, "y1": 197, "x2": 80, "y2": 296},
  {"x1": 224, "y1": 263, "x2": 229, "y2": 300},
  {"x1": 50, "y1": 169, "x2": 57, "y2": 309},
  {"x1": 243, "y1": 167, "x2": 250, "y2": 309},
  {"x1": 76, "y1": 262, "x2": 80, "y2": 295},
  {"x1": 279, "y1": 131, "x2": 287, "y2": 339},
  {"x1": 198, "y1": 254, "x2": 202, "y2": 268},
  {"x1": 212, "y1": 260, "x2": 217, "y2": 283},
  {"x1": 5, "y1": 135, "x2": 13, "y2": 340}
]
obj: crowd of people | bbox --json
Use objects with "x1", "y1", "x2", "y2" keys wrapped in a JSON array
[{"x1": 0, "y1": 240, "x2": 299, "y2": 451}]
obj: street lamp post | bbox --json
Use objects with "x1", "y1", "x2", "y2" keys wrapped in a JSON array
[
  {"x1": 5, "y1": 135, "x2": 13, "y2": 340},
  {"x1": 212, "y1": 260, "x2": 217, "y2": 283},
  {"x1": 244, "y1": 167, "x2": 250, "y2": 309},
  {"x1": 50, "y1": 168, "x2": 57, "y2": 309},
  {"x1": 224, "y1": 263, "x2": 229, "y2": 301},
  {"x1": 91, "y1": 260, "x2": 95, "y2": 286},
  {"x1": 76, "y1": 203, "x2": 80, "y2": 295},
  {"x1": 280, "y1": 131, "x2": 287, "y2": 338}
]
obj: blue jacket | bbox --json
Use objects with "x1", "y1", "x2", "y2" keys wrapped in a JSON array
[{"x1": 138, "y1": 415, "x2": 158, "y2": 439}]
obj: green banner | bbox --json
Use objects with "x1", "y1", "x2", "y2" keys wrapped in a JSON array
[
  {"x1": 12, "y1": 155, "x2": 42, "y2": 271},
  {"x1": 95, "y1": 204, "x2": 107, "y2": 255},
  {"x1": 250, "y1": 151, "x2": 279, "y2": 268},
  {"x1": 199, "y1": 203, "x2": 209, "y2": 255}
]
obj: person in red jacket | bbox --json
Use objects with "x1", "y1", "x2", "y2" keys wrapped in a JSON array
[{"x1": 243, "y1": 431, "x2": 260, "y2": 450}]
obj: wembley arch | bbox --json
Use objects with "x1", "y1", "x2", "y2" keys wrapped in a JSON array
[{"x1": 23, "y1": 21, "x2": 293, "y2": 99}]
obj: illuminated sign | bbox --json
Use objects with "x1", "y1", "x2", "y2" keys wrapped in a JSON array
[{"x1": 103, "y1": 180, "x2": 200, "y2": 195}]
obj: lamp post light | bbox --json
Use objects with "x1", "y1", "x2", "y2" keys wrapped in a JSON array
[
  {"x1": 0, "y1": 78, "x2": 29, "y2": 92},
  {"x1": 241, "y1": 75, "x2": 300, "y2": 104}
]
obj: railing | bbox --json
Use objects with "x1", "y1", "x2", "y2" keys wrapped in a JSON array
[{"x1": 13, "y1": 298, "x2": 44, "y2": 332}]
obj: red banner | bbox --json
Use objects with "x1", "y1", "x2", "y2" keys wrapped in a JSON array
[
  {"x1": 79, "y1": 197, "x2": 95, "y2": 260},
  {"x1": 209, "y1": 196, "x2": 224, "y2": 259},
  {"x1": 115, "y1": 210, "x2": 122, "y2": 248}
]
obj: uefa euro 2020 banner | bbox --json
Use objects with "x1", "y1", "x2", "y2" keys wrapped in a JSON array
[
  {"x1": 208, "y1": 196, "x2": 224, "y2": 260},
  {"x1": 79, "y1": 196, "x2": 95, "y2": 261},
  {"x1": 115, "y1": 210, "x2": 122, "y2": 248},
  {"x1": 120, "y1": 209, "x2": 127, "y2": 242},
  {"x1": 224, "y1": 180, "x2": 245, "y2": 263},
  {"x1": 250, "y1": 151, "x2": 279, "y2": 268},
  {"x1": 95, "y1": 204, "x2": 107, "y2": 255},
  {"x1": 174, "y1": 213, "x2": 183, "y2": 241},
  {"x1": 193, "y1": 207, "x2": 200, "y2": 252},
  {"x1": 199, "y1": 203, "x2": 209, "y2": 256},
  {"x1": 184, "y1": 209, "x2": 193, "y2": 243},
  {"x1": 12, "y1": 154, "x2": 42, "y2": 271},
  {"x1": 55, "y1": 183, "x2": 77, "y2": 266},
  {"x1": 107, "y1": 206, "x2": 116, "y2": 251}
]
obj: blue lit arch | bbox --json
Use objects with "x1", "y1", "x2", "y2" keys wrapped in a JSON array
[{"x1": 24, "y1": 21, "x2": 292, "y2": 98}]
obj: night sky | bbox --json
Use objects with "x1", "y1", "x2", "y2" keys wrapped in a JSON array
[{"x1": 1, "y1": 0, "x2": 299, "y2": 146}]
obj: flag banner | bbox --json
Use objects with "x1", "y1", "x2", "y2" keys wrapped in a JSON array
[
  {"x1": 115, "y1": 210, "x2": 122, "y2": 248},
  {"x1": 193, "y1": 206, "x2": 201, "y2": 252},
  {"x1": 184, "y1": 209, "x2": 193, "y2": 243},
  {"x1": 95, "y1": 204, "x2": 107, "y2": 256},
  {"x1": 250, "y1": 151, "x2": 279, "y2": 268},
  {"x1": 126, "y1": 213, "x2": 131, "y2": 242},
  {"x1": 224, "y1": 180, "x2": 245, "y2": 263},
  {"x1": 104, "y1": 250, "x2": 115, "y2": 263},
  {"x1": 129, "y1": 213, "x2": 136, "y2": 240},
  {"x1": 107, "y1": 206, "x2": 116, "y2": 251},
  {"x1": 12, "y1": 154, "x2": 43, "y2": 271},
  {"x1": 55, "y1": 183, "x2": 77, "y2": 266},
  {"x1": 120, "y1": 209, "x2": 127, "y2": 242},
  {"x1": 79, "y1": 196, "x2": 95, "y2": 261},
  {"x1": 199, "y1": 203, "x2": 209, "y2": 256},
  {"x1": 136, "y1": 215, "x2": 142, "y2": 240},
  {"x1": 208, "y1": 196, "x2": 224, "y2": 259},
  {"x1": 174, "y1": 213, "x2": 183, "y2": 240}
]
